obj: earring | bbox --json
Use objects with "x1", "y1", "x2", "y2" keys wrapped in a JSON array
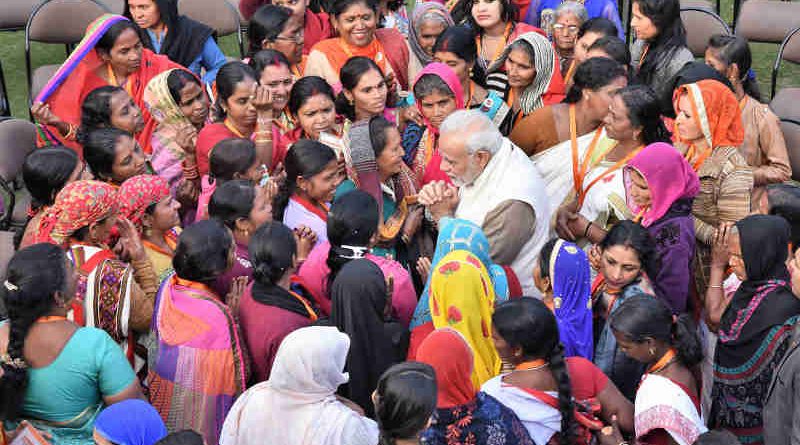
[
  {"x1": 649, "y1": 347, "x2": 656, "y2": 356},
  {"x1": 348, "y1": 98, "x2": 355, "y2": 106}
]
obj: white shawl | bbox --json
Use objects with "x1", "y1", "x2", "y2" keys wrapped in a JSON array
[
  {"x1": 635, "y1": 374, "x2": 707, "y2": 445},
  {"x1": 220, "y1": 327, "x2": 380, "y2": 445},
  {"x1": 455, "y1": 138, "x2": 551, "y2": 296},
  {"x1": 481, "y1": 374, "x2": 561, "y2": 445}
]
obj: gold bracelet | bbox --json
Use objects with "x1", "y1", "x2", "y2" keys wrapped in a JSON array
[{"x1": 709, "y1": 284, "x2": 723, "y2": 289}]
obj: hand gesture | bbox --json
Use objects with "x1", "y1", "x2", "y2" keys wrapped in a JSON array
[
  {"x1": 400, "y1": 105, "x2": 423, "y2": 127},
  {"x1": 116, "y1": 217, "x2": 146, "y2": 263},
  {"x1": 251, "y1": 84, "x2": 273, "y2": 113},
  {"x1": 293, "y1": 225, "x2": 318, "y2": 262},
  {"x1": 175, "y1": 124, "x2": 198, "y2": 154},
  {"x1": 416, "y1": 257, "x2": 432, "y2": 282},
  {"x1": 555, "y1": 204, "x2": 580, "y2": 241},
  {"x1": 711, "y1": 222, "x2": 734, "y2": 269},
  {"x1": 598, "y1": 416, "x2": 624, "y2": 445},
  {"x1": 588, "y1": 245, "x2": 602, "y2": 271},
  {"x1": 418, "y1": 181, "x2": 458, "y2": 222},
  {"x1": 226, "y1": 276, "x2": 249, "y2": 313},
  {"x1": 30, "y1": 102, "x2": 62, "y2": 126}
]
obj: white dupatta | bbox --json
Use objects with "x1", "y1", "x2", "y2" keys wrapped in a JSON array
[{"x1": 635, "y1": 374, "x2": 707, "y2": 445}]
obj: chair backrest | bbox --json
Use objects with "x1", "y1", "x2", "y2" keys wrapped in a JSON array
[
  {"x1": 771, "y1": 29, "x2": 800, "y2": 99},
  {"x1": 26, "y1": 0, "x2": 108, "y2": 44},
  {"x1": 178, "y1": 0, "x2": 240, "y2": 37},
  {"x1": 680, "y1": 7, "x2": 731, "y2": 57},
  {"x1": 779, "y1": 119, "x2": 800, "y2": 182},
  {"x1": 0, "y1": 0, "x2": 39, "y2": 31},
  {"x1": 96, "y1": 0, "x2": 123, "y2": 14},
  {"x1": 0, "y1": 119, "x2": 36, "y2": 182},
  {"x1": 736, "y1": 0, "x2": 800, "y2": 44}
]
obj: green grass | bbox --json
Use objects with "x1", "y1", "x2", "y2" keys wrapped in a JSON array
[{"x1": 1, "y1": 3, "x2": 798, "y2": 119}]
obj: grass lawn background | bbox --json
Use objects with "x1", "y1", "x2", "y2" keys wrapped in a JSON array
[{"x1": 1, "y1": 0, "x2": 798, "y2": 119}]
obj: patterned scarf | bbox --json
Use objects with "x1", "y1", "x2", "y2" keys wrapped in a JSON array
[
  {"x1": 34, "y1": 180, "x2": 118, "y2": 246},
  {"x1": 118, "y1": 174, "x2": 171, "y2": 232},
  {"x1": 490, "y1": 31, "x2": 557, "y2": 114}
]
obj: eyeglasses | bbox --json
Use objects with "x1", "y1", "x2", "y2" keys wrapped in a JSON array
[
  {"x1": 552, "y1": 23, "x2": 579, "y2": 34},
  {"x1": 274, "y1": 32, "x2": 304, "y2": 44}
]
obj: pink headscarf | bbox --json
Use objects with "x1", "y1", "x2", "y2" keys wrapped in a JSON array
[
  {"x1": 625, "y1": 142, "x2": 700, "y2": 227},
  {"x1": 413, "y1": 62, "x2": 464, "y2": 135}
]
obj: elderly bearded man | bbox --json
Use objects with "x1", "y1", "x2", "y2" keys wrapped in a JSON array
[{"x1": 418, "y1": 109, "x2": 551, "y2": 296}]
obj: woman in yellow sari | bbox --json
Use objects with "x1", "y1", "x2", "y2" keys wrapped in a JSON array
[{"x1": 430, "y1": 249, "x2": 501, "y2": 387}]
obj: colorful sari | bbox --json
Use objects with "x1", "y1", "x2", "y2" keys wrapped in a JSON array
[
  {"x1": 548, "y1": 239, "x2": 593, "y2": 360},
  {"x1": 418, "y1": 328, "x2": 536, "y2": 445},
  {"x1": 402, "y1": 63, "x2": 464, "y2": 187},
  {"x1": 429, "y1": 250, "x2": 502, "y2": 388},
  {"x1": 409, "y1": 217, "x2": 513, "y2": 335},
  {"x1": 710, "y1": 215, "x2": 800, "y2": 445},
  {"x1": 144, "y1": 69, "x2": 203, "y2": 194},
  {"x1": 635, "y1": 374, "x2": 707, "y2": 445},
  {"x1": 35, "y1": 14, "x2": 183, "y2": 155},
  {"x1": 148, "y1": 275, "x2": 248, "y2": 445}
]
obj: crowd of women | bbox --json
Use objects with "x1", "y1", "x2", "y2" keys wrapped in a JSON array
[{"x1": 1, "y1": 0, "x2": 799, "y2": 443}]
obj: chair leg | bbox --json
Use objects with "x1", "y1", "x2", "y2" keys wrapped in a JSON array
[
  {"x1": 0, "y1": 60, "x2": 9, "y2": 117},
  {"x1": 0, "y1": 179, "x2": 15, "y2": 232},
  {"x1": 732, "y1": 0, "x2": 742, "y2": 29},
  {"x1": 625, "y1": 0, "x2": 633, "y2": 44}
]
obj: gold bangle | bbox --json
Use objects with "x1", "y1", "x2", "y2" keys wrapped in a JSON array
[{"x1": 255, "y1": 138, "x2": 272, "y2": 144}]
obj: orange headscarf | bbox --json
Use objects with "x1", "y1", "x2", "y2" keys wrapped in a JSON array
[{"x1": 673, "y1": 79, "x2": 744, "y2": 168}]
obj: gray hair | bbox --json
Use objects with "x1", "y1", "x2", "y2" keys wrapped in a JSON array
[
  {"x1": 440, "y1": 110, "x2": 503, "y2": 155},
  {"x1": 413, "y1": 73, "x2": 455, "y2": 100},
  {"x1": 415, "y1": 10, "x2": 450, "y2": 31},
  {"x1": 554, "y1": 1, "x2": 588, "y2": 23}
]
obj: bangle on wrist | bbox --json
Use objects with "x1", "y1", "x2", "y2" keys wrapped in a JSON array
[
  {"x1": 583, "y1": 221, "x2": 593, "y2": 238},
  {"x1": 709, "y1": 284, "x2": 723, "y2": 289}
]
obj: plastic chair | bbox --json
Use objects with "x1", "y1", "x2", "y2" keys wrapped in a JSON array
[
  {"x1": 178, "y1": 0, "x2": 244, "y2": 58},
  {"x1": 681, "y1": 7, "x2": 731, "y2": 57},
  {"x1": 771, "y1": 26, "x2": 800, "y2": 100},
  {"x1": 735, "y1": 0, "x2": 800, "y2": 45},
  {"x1": 0, "y1": 118, "x2": 37, "y2": 230},
  {"x1": 0, "y1": 0, "x2": 39, "y2": 31},
  {"x1": 25, "y1": 0, "x2": 109, "y2": 110}
]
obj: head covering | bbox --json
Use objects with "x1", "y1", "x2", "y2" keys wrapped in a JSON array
[
  {"x1": 736, "y1": 215, "x2": 791, "y2": 286},
  {"x1": 714, "y1": 214, "x2": 800, "y2": 372},
  {"x1": 125, "y1": 0, "x2": 213, "y2": 68},
  {"x1": 144, "y1": 69, "x2": 196, "y2": 137},
  {"x1": 117, "y1": 174, "x2": 171, "y2": 232},
  {"x1": 408, "y1": 4, "x2": 454, "y2": 67},
  {"x1": 548, "y1": 239, "x2": 594, "y2": 360},
  {"x1": 220, "y1": 326, "x2": 379, "y2": 445},
  {"x1": 490, "y1": 32, "x2": 557, "y2": 114},
  {"x1": 413, "y1": 62, "x2": 465, "y2": 135},
  {"x1": 411, "y1": 217, "x2": 510, "y2": 329},
  {"x1": 674, "y1": 79, "x2": 745, "y2": 152},
  {"x1": 34, "y1": 180, "x2": 118, "y2": 246},
  {"x1": 417, "y1": 328, "x2": 475, "y2": 408},
  {"x1": 330, "y1": 259, "x2": 405, "y2": 417},
  {"x1": 346, "y1": 119, "x2": 418, "y2": 242},
  {"x1": 625, "y1": 142, "x2": 700, "y2": 227},
  {"x1": 94, "y1": 399, "x2": 168, "y2": 445},
  {"x1": 430, "y1": 249, "x2": 501, "y2": 388}
]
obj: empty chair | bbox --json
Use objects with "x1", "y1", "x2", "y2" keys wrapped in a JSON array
[
  {"x1": 736, "y1": 0, "x2": 800, "y2": 45},
  {"x1": 0, "y1": 0, "x2": 38, "y2": 31},
  {"x1": 25, "y1": 0, "x2": 109, "y2": 107},
  {"x1": 0, "y1": 118, "x2": 37, "y2": 230},
  {"x1": 681, "y1": 7, "x2": 731, "y2": 57},
  {"x1": 178, "y1": 0, "x2": 244, "y2": 57}
]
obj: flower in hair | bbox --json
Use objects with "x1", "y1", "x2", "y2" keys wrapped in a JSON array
[
  {"x1": 3, "y1": 280, "x2": 18, "y2": 291},
  {"x1": 0, "y1": 353, "x2": 28, "y2": 370}
]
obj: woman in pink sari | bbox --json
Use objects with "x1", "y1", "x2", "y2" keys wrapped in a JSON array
[
  {"x1": 297, "y1": 189, "x2": 417, "y2": 326},
  {"x1": 148, "y1": 220, "x2": 248, "y2": 445}
]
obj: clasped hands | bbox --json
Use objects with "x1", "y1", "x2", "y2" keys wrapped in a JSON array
[{"x1": 417, "y1": 181, "x2": 459, "y2": 222}]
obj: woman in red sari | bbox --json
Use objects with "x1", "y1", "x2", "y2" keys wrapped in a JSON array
[
  {"x1": 304, "y1": 0, "x2": 409, "y2": 90},
  {"x1": 31, "y1": 14, "x2": 182, "y2": 155}
]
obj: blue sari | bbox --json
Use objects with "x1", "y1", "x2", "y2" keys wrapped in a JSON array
[{"x1": 549, "y1": 240, "x2": 593, "y2": 360}]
